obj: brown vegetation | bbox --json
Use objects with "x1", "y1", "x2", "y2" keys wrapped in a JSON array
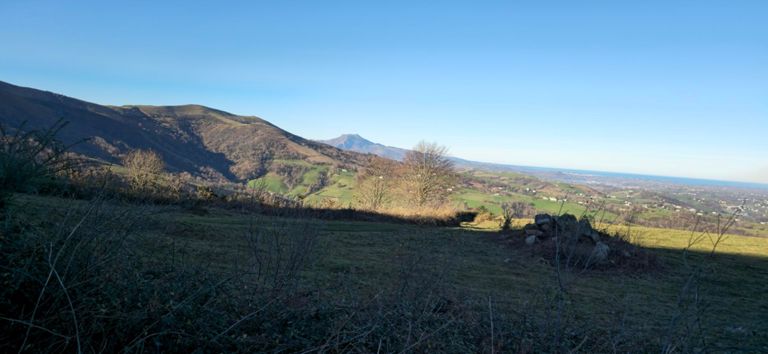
[
  {"x1": 0, "y1": 81, "x2": 372, "y2": 183},
  {"x1": 122, "y1": 149, "x2": 165, "y2": 193},
  {"x1": 402, "y1": 141, "x2": 456, "y2": 207},
  {"x1": 500, "y1": 201, "x2": 531, "y2": 231},
  {"x1": 355, "y1": 157, "x2": 397, "y2": 210},
  {"x1": 1, "y1": 120, "x2": 763, "y2": 352}
]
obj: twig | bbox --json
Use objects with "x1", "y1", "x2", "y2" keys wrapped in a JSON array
[
  {"x1": 488, "y1": 296, "x2": 495, "y2": 354},
  {"x1": 50, "y1": 264, "x2": 81, "y2": 353},
  {"x1": 19, "y1": 204, "x2": 95, "y2": 354},
  {"x1": 210, "y1": 298, "x2": 277, "y2": 343},
  {"x1": 569, "y1": 335, "x2": 589, "y2": 353}
]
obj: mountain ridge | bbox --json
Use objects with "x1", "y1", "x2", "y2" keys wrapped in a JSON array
[
  {"x1": 317, "y1": 133, "x2": 524, "y2": 172},
  {"x1": 318, "y1": 133, "x2": 768, "y2": 191},
  {"x1": 0, "y1": 80, "x2": 373, "y2": 182}
]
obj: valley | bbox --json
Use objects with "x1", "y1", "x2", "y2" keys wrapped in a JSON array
[
  {"x1": 3, "y1": 2, "x2": 765, "y2": 352},
  {"x1": 1, "y1": 80, "x2": 766, "y2": 352}
]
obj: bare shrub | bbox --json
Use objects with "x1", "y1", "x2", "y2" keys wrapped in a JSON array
[
  {"x1": 0, "y1": 120, "x2": 81, "y2": 207},
  {"x1": 195, "y1": 183, "x2": 216, "y2": 201},
  {"x1": 243, "y1": 219, "x2": 320, "y2": 293},
  {"x1": 355, "y1": 157, "x2": 397, "y2": 210},
  {"x1": 0, "y1": 196, "x2": 146, "y2": 352},
  {"x1": 661, "y1": 206, "x2": 744, "y2": 352},
  {"x1": 500, "y1": 201, "x2": 531, "y2": 231}
]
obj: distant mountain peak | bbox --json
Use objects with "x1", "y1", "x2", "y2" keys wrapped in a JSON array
[
  {"x1": 318, "y1": 134, "x2": 407, "y2": 161},
  {"x1": 335, "y1": 133, "x2": 367, "y2": 142}
]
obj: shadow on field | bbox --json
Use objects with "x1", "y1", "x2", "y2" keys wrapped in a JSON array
[{"x1": 2, "y1": 195, "x2": 767, "y2": 353}]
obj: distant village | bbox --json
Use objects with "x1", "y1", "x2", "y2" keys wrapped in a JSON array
[{"x1": 462, "y1": 169, "x2": 768, "y2": 235}]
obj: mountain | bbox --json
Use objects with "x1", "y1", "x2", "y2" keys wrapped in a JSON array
[
  {"x1": 319, "y1": 133, "x2": 526, "y2": 171},
  {"x1": 317, "y1": 134, "x2": 409, "y2": 161},
  {"x1": 0, "y1": 80, "x2": 372, "y2": 181},
  {"x1": 320, "y1": 133, "x2": 768, "y2": 192}
]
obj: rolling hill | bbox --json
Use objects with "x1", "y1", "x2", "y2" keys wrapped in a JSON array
[{"x1": 0, "y1": 80, "x2": 374, "y2": 182}]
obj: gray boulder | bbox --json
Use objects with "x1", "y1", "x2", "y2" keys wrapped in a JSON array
[
  {"x1": 577, "y1": 219, "x2": 601, "y2": 243},
  {"x1": 583, "y1": 229, "x2": 601, "y2": 243},
  {"x1": 534, "y1": 214, "x2": 551, "y2": 226},
  {"x1": 592, "y1": 242, "x2": 610, "y2": 262}
]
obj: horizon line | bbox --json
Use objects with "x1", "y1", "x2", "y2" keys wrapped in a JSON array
[{"x1": 5, "y1": 79, "x2": 766, "y2": 188}]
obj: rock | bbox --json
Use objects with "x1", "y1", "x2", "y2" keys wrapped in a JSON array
[
  {"x1": 525, "y1": 235, "x2": 538, "y2": 246},
  {"x1": 552, "y1": 214, "x2": 580, "y2": 242},
  {"x1": 592, "y1": 241, "x2": 610, "y2": 262},
  {"x1": 575, "y1": 218, "x2": 601, "y2": 243},
  {"x1": 523, "y1": 223, "x2": 539, "y2": 231},
  {"x1": 534, "y1": 214, "x2": 551, "y2": 226},
  {"x1": 578, "y1": 218, "x2": 593, "y2": 230},
  {"x1": 556, "y1": 214, "x2": 578, "y2": 226},
  {"x1": 525, "y1": 229, "x2": 544, "y2": 237},
  {"x1": 583, "y1": 229, "x2": 601, "y2": 243}
]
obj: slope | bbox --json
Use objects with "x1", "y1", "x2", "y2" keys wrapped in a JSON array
[{"x1": 0, "y1": 80, "x2": 372, "y2": 182}]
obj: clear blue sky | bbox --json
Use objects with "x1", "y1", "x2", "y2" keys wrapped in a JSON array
[{"x1": 1, "y1": 0, "x2": 766, "y2": 183}]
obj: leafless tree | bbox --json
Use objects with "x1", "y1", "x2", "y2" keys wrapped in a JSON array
[
  {"x1": 356, "y1": 158, "x2": 396, "y2": 210},
  {"x1": 121, "y1": 149, "x2": 165, "y2": 191},
  {"x1": 403, "y1": 141, "x2": 455, "y2": 207}
]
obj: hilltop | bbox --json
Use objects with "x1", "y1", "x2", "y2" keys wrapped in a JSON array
[{"x1": 0, "y1": 80, "x2": 372, "y2": 182}]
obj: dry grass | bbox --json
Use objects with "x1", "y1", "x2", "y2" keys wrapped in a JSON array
[
  {"x1": 3, "y1": 194, "x2": 766, "y2": 352},
  {"x1": 376, "y1": 203, "x2": 465, "y2": 223}
]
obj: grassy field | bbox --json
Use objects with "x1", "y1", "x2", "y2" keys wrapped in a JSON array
[
  {"x1": 247, "y1": 161, "x2": 358, "y2": 206},
  {"x1": 13, "y1": 194, "x2": 768, "y2": 352},
  {"x1": 304, "y1": 169, "x2": 357, "y2": 206},
  {"x1": 453, "y1": 188, "x2": 615, "y2": 218}
]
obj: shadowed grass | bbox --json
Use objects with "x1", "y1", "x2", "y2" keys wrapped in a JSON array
[{"x1": 11, "y1": 194, "x2": 768, "y2": 351}]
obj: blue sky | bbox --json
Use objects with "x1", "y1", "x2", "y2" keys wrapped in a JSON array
[{"x1": 1, "y1": 0, "x2": 766, "y2": 183}]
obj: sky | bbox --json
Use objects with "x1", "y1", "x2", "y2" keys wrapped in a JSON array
[{"x1": 1, "y1": 0, "x2": 766, "y2": 183}]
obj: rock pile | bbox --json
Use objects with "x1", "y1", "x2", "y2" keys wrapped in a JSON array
[
  {"x1": 497, "y1": 212, "x2": 657, "y2": 272},
  {"x1": 522, "y1": 213, "x2": 611, "y2": 263}
]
